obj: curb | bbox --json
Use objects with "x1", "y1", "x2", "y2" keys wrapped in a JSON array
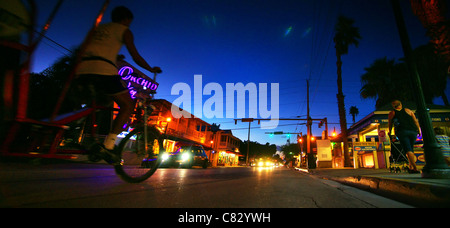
[
  {"x1": 331, "y1": 175, "x2": 450, "y2": 208},
  {"x1": 294, "y1": 168, "x2": 450, "y2": 207}
]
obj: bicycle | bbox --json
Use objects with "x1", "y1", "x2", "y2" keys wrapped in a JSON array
[
  {"x1": 2, "y1": 68, "x2": 165, "y2": 184},
  {"x1": 73, "y1": 69, "x2": 165, "y2": 183},
  {"x1": 1, "y1": 0, "x2": 165, "y2": 183},
  {"x1": 112, "y1": 80, "x2": 165, "y2": 183}
]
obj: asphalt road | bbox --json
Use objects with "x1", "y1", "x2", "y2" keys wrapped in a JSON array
[{"x1": 0, "y1": 162, "x2": 412, "y2": 208}]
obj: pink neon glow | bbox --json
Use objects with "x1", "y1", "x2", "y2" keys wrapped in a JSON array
[{"x1": 118, "y1": 66, "x2": 158, "y2": 99}]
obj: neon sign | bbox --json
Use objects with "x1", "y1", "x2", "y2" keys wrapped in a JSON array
[{"x1": 118, "y1": 66, "x2": 158, "y2": 99}]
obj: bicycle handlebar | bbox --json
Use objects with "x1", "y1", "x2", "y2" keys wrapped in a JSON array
[{"x1": 151, "y1": 69, "x2": 161, "y2": 84}]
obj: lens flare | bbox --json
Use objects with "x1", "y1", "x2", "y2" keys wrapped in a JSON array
[
  {"x1": 284, "y1": 26, "x2": 293, "y2": 37},
  {"x1": 301, "y1": 27, "x2": 312, "y2": 38}
]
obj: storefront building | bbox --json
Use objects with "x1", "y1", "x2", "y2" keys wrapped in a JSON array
[
  {"x1": 212, "y1": 130, "x2": 242, "y2": 166},
  {"x1": 139, "y1": 99, "x2": 242, "y2": 167},
  {"x1": 347, "y1": 102, "x2": 450, "y2": 169},
  {"x1": 112, "y1": 60, "x2": 243, "y2": 167}
]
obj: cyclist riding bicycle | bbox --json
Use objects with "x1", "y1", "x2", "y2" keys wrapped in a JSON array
[{"x1": 76, "y1": 6, "x2": 161, "y2": 163}]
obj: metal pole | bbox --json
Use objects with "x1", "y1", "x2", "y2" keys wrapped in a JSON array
[
  {"x1": 247, "y1": 121, "x2": 251, "y2": 166},
  {"x1": 306, "y1": 79, "x2": 315, "y2": 169},
  {"x1": 391, "y1": 0, "x2": 450, "y2": 178},
  {"x1": 306, "y1": 80, "x2": 311, "y2": 156}
]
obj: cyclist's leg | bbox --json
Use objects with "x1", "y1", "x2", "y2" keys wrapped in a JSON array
[{"x1": 104, "y1": 91, "x2": 136, "y2": 150}]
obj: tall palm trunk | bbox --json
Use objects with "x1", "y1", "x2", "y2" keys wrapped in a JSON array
[
  {"x1": 336, "y1": 54, "x2": 351, "y2": 167},
  {"x1": 333, "y1": 16, "x2": 361, "y2": 167}
]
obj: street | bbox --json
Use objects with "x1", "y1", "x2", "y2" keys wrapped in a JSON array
[{"x1": 0, "y1": 162, "x2": 412, "y2": 208}]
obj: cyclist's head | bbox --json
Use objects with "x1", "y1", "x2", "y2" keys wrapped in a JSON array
[{"x1": 112, "y1": 6, "x2": 134, "y2": 23}]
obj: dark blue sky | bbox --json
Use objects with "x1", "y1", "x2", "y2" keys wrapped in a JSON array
[{"x1": 32, "y1": 0, "x2": 449, "y2": 146}]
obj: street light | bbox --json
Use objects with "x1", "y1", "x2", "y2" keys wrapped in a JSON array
[{"x1": 332, "y1": 127, "x2": 337, "y2": 137}]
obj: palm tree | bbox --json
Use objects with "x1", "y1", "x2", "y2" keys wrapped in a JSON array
[
  {"x1": 412, "y1": 44, "x2": 449, "y2": 106},
  {"x1": 349, "y1": 106, "x2": 359, "y2": 124},
  {"x1": 360, "y1": 57, "x2": 413, "y2": 109},
  {"x1": 360, "y1": 45, "x2": 449, "y2": 108},
  {"x1": 411, "y1": 0, "x2": 450, "y2": 72},
  {"x1": 334, "y1": 16, "x2": 361, "y2": 167}
]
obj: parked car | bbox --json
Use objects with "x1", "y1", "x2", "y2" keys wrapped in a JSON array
[{"x1": 160, "y1": 145, "x2": 209, "y2": 169}]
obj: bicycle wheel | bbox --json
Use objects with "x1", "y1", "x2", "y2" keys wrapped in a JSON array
[{"x1": 114, "y1": 126, "x2": 163, "y2": 183}]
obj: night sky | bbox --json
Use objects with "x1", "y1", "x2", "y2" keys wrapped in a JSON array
[{"x1": 32, "y1": 0, "x2": 449, "y2": 146}]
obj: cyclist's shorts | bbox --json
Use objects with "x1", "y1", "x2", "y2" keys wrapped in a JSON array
[{"x1": 76, "y1": 74, "x2": 128, "y2": 96}]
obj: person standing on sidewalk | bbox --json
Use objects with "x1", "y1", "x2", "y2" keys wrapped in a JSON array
[{"x1": 388, "y1": 100, "x2": 421, "y2": 174}]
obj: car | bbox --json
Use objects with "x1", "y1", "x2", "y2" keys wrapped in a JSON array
[
  {"x1": 160, "y1": 144, "x2": 209, "y2": 169},
  {"x1": 253, "y1": 158, "x2": 274, "y2": 167}
]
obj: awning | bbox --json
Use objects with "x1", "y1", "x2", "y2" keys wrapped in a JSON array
[
  {"x1": 165, "y1": 135, "x2": 212, "y2": 150},
  {"x1": 221, "y1": 151, "x2": 244, "y2": 157}
]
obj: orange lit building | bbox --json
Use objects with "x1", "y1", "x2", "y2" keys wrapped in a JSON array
[
  {"x1": 212, "y1": 130, "x2": 242, "y2": 166},
  {"x1": 144, "y1": 99, "x2": 242, "y2": 167},
  {"x1": 112, "y1": 61, "x2": 242, "y2": 166}
]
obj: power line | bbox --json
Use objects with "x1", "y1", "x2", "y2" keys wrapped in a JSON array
[{"x1": 34, "y1": 30, "x2": 73, "y2": 56}]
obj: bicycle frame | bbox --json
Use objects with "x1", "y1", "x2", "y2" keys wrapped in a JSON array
[
  {"x1": 1, "y1": 102, "x2": 114, "y2": 159},
  {"x1": 1, "y1": 70, "x2": 159, "y2": 159},
  {"x1": 1, "y1": 0, "x2": 111, "y2": 159},
  {"x1": 1, "y1": 1, "x2": 162, "y2": 164}
]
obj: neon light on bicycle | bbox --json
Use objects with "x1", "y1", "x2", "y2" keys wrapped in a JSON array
[{"x1": 118, "y1": 66, "x2": 159, "y2": 95}]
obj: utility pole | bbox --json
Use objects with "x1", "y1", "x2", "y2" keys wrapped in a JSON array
[
  {"x1": 306, "y1": 80, "x2": 315, "y2": 169},
  {"x1": 391, "y1": 0, "x2": 450, "y2": 178},
  {"x1": 306, "y1": 80, "x2": 310, "y2": 156},
  {"x1": 235, "y1": 118, "x2": 255, "y2": 166},
  {"x1": 236, "y1": 78, "x2": 326, "y2": 169},
  {"x1": 246, "y1": 121, "x2": 251, "y2": 166}
]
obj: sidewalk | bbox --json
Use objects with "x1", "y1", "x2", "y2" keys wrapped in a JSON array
[{"x1": 295, "y1": 167, "x2": 450, "y2": 208}]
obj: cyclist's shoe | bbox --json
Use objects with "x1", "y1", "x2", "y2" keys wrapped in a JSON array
[{"x1": 89, "y1": 143, "x2": 122, "y2": 165}]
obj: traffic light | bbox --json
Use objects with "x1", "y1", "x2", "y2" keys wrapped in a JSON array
[{"x1": 318, "y1": 121, "x2": 324, "y2": 128}]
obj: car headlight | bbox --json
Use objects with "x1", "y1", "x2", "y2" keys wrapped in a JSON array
[
  {"x1": 162, "y1": 153, "x2": 169, "y2": 162},
  {"x1": 181, "y1": 153, "x2": 190, "y2": 161},
  {"x1": 258, "y1": 161, "x2": 264, "y2": 167}
]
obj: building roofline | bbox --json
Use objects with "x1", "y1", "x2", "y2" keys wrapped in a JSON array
[{"x1": 348, "y1": 102, "x2": 450, "y2": 134}]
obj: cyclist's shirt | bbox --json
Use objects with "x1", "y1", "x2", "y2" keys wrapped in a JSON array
[{"x1": 77, "y1": 22, "x2": 128, "y2": 76}]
